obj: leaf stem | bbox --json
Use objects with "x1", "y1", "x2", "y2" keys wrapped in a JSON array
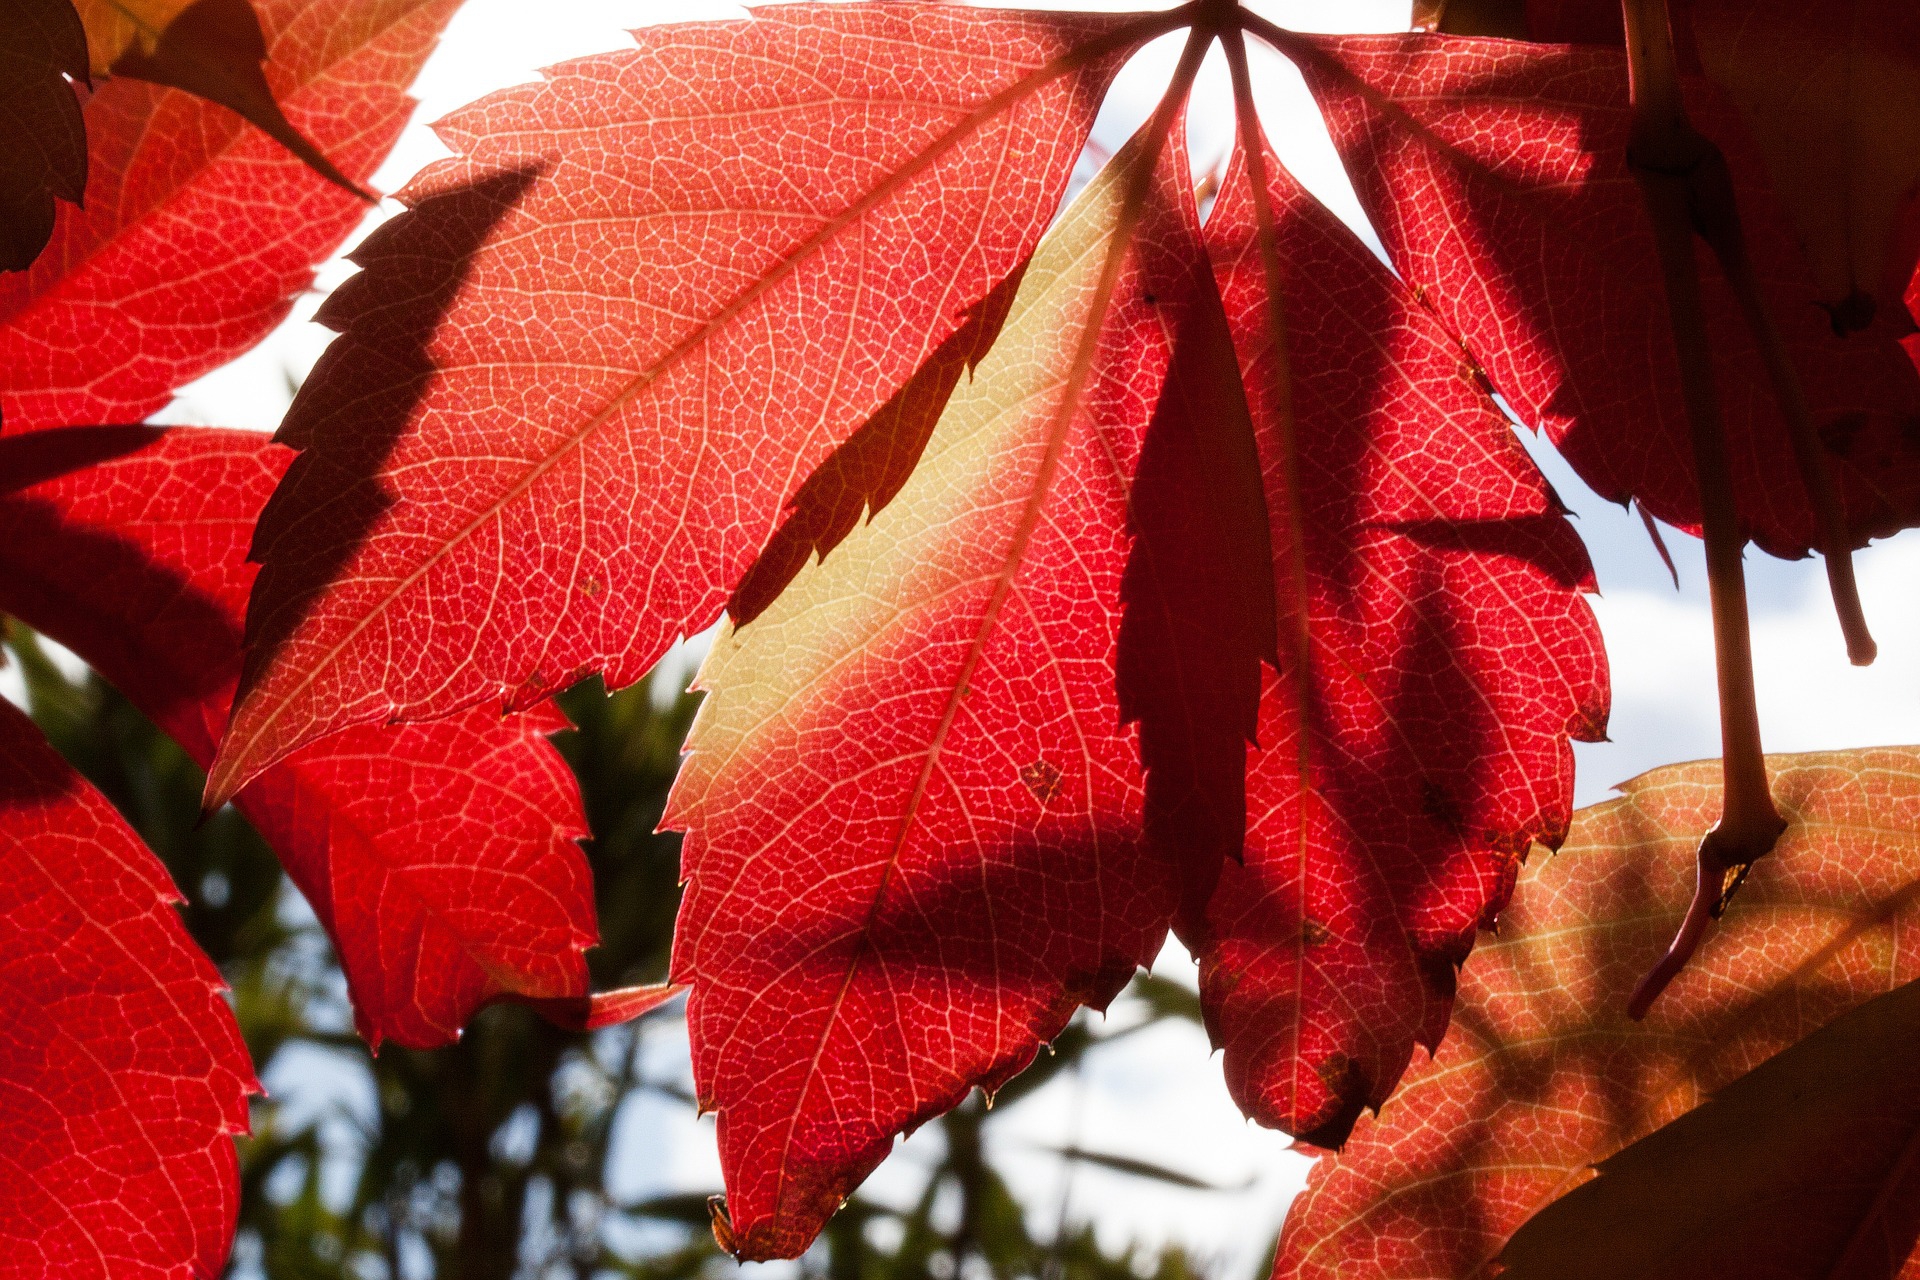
[
  {"x1": 1614, "y1": 0, "x2": 1875, "y2": 666},
  {"x1": 1704, "y1": 217, "x2": 1877, "y2": 665},
  {"x1": 1621, "y1": 0, "x2": 1785, "y2": 1020}
]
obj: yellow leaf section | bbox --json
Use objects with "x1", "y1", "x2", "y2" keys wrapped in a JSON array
[
  {"x1": 1694, "y1": 2, "x2": 1920, "y2": 315},
  {"x1": 72, "y1": 0, "x2": 192, "y2": 72},
  {"x1": 675, "y1": 144, "x2": 1141, "y2": 798}
]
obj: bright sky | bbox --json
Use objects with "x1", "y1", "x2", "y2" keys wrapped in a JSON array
[{"x1": 106, "y1": 0, "x2": 1920, "y2": 1273}]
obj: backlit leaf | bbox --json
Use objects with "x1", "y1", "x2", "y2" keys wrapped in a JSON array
[
  {"x1": 205, "y1": 1, "x2": 1166, "y2": 806},
  {"x1": 0, "y1": 424, "x2": 639, "y2": 1049},
  {"x1": 1686, "y1": 0, "x2": 1920, "y2": 326},
  {"x1": 1185, "y1": 126, "x2": 1607, "y2": 1148},
  {"x1": 79, "y1": 0, "x2": 368, "y2": 197},
  {"x1": 1288, "y1": 33, "x2": 1920, "y2": 559},
  {"x1": 1274, "y1": 747, "x2": 1920, "y2": 1279},
  {"x1": 663, "y1": 116, "x2": 1203, "y2": 1261},
  {"x1": 0, "y1": 0, "x2": 459, "y2": 429},
  {"x1": 0, "y1": 697, "x2": 254, "y2": 1279},
  {"x1": 1500, "y1": 973, "x2": 1920, "y2": 1280}
]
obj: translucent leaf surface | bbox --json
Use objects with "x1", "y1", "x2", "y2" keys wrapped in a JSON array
[
  {"x1": 0, "y1": 0, "x2": 459, "y2": 428},
  {"x1": 207, "y1": 1, "x2": 1161, "y2": 804},
  {"x1": 0, "y1": 697, "x2": 254, "y2": 1280},
  {"x1": 664, "y1": 119, "x2": 1202, "y2": 1260},
  {"x1": 1186, "y1": 127, "x2": 1607, "y2": 1148},
  {"x1": 0, "y1": 425, "x2": 632, "y2": 1048},
  {"x1": 1275, "y1": 747, "x2": 1920, "y2": 1279}
]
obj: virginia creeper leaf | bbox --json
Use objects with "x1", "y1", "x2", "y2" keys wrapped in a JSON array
[
  {"x1": 206, "y1": 0, "x2": 1164, "y2": 806},
  {"x1": 0, "y1": 424, "x2": 662, "y2": 1049},
  {"x1": 663, "y1": 118, "x2": 1204, "y2": 1261},
  {"x1": 1184, "y1": 129, "x2": 1608, "y2": 1148},
  {"x1": 727, "y1": 265, "x2": 1028, "y2": 629},
  {"x1": 77, "y1": 0, "x2": 368, "y2": 198},
  {"x1": 1289, "y1": 33, "x2": 1920, "y2": 559},
  {"x1": 1685, "y1": 0, "x2": 1920, "y2": 327},
  {"x1": 1500, "y1": 973, "x2": 1920, "y2": 1280},
  {"x1": 0, "y1": 0, "x2": 461, "y2": 429},
  {"x1": 0, "y1": 697, "x2": 254, "y2": 1280},
  {"x1": 0, "y1": 0, "x2": 88, "y2": 273},
  {"x1": 1274, "y1": 747, "x2": 1920, "y2": 1280}
]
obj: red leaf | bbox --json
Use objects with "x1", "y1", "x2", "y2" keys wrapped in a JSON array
[
  {"x1": 1185, "y1": 127, "x2": 1608, "y2": 1147},
  {"x1": 0, "y1": 424, "x2": 604, "y2": 1049},
  {"x1": 100, "y1": 0, "x2": 372, "y2": 200},
  {"x1": 1272, "y1": 747, "x2": 1920, "y2": 1280},
  {"x1": 204, "y1": 1, "x2": 1169, "y2": 806},
  {"x1": 1287, "y1": 32, "x2": 1920, "y2": 559},
  {"x1": 0, "y1": 0, "x2": 460, "y2": 430},
  {"x1": 0, "y1": 0, "x2": 89, "y2": 273},
  {"x1": 1115, "y1": 217, "x2": 1275, "y2": 932},
  {"x1": 662, "y1": 114, "x2": 1206, "y2": 1260},
  {"x1": 0, "y1": 697, "x2": 254, "y2": 1280}
]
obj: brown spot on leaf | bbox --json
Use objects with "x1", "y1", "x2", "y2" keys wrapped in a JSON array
[
  {"x1": 1301, "y1": 917, "x2": 1332, "y2": 947},
  {"x1": 1019, "y1": 760, "x2": 1062, "y2": 804},
  {"x1": 581, "y1": 576, "x2": 602, "y2": 597}
]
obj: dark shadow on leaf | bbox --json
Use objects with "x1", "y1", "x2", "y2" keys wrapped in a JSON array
[
  {"x1": 0, "y1": 0, "x2": 88, "y2": 277},
  {"x1": 728, "y1": 265, "x2": 1025, "y2": 628},
  {"x1": 238, "y1": 164, "x2": 544, "y2": 711},
  {"x1": 0, "y1": 426, "x2": 241, "y2": 754}
]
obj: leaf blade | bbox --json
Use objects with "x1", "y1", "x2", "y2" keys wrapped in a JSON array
[
  {"x1": 663, "y1": 115, "x2": 1205, "y2": 1261},
  {"x1": 0, "y1": 0, "x2": 460, "y2": 428},
  {"x1": 1273, "y1": 747, "x2": 1920, "y2": 1280},
  {"x1": 1187, "y1": 126, "x2": 1607, "y2": 1147},
  {"x1": 207, "y1": 2, "x2": 1154, "y2": 804},
  {"x1": 0, "y1": 697, "x2": 255, "y2": 1280}
]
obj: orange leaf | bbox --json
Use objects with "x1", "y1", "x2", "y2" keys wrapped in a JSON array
[
  {"x1": 1274, "y1": 747, "x2": 1920, "y2": 1279},
  {"x1": 1500, "y1": 973, "x2": 1920, "y2": 1280}
]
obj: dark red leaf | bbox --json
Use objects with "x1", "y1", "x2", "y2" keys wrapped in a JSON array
[
  {"x1": 0, "y1": 424, "x2": 619, "y2": 1049},
  {"x1": 1287, "y1": 32, "x2": 1920, "y2": 559},
  {"x1": 1185, "y1": 125, "x2": 1608, "y2": 1146},
  {"x1": 0, "y1": 696, "x2": 254, "y2": 1279},
  {"x1": 0, "y1": 0, "x2": 88, "y2": 274}
]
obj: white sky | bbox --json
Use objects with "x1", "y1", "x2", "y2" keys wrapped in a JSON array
[{"x1": 73, "y1": 0, "x2": 1920, "y2": 1273}]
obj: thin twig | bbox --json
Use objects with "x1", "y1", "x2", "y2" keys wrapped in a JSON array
[{"x1": 1621, "y1": 0, "x2": 1785, "y2": 1020}]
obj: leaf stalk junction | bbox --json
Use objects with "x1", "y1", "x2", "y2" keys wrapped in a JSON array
[{"x1": 1618, "y1": 0, "x2": 1793, "y2": 1019}]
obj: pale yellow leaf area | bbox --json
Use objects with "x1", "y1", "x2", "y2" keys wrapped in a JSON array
[{"x1": 677, "y1": 147, "x2": 1136, "y2": 791}]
